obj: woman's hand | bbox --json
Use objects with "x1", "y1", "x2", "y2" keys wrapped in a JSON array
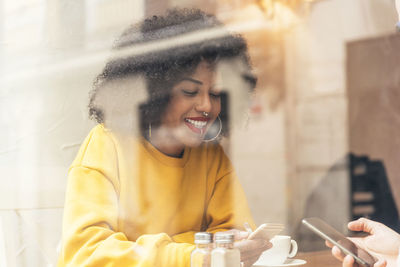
[
  {"x1": 225, "y1": 229, "x2": 272, "y2": 267},
  {"x1": 327, "y1": 218, "x2": 400, "y2": 267}
]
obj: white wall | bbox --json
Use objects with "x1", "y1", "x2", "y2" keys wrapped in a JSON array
[
  {"x1": 284, "y1": 0, "x2": 398, "y2": 249},
  {"x1": 232, "y1": 98, "x2": 287, "y2": 226},
  {"x1": 0, "y1": 0, "x2": 144, "y2": 265}
]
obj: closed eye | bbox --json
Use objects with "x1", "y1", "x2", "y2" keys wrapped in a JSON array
[
  {"x1": 210, "y1": 92, "x2": 221, "y2": 98},
  {"x1": 182, "y1": 89, "x2": 198, "y2": 96}
]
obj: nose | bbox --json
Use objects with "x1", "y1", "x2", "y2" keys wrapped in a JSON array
[{"x1": 195, "y1": 93, "x2": 212, "y2": 114}]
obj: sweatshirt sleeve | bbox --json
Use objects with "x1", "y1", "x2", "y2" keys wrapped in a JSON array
[
  {"x1": 58, "y1": 126, "x2": 194, "y2": 267},
  {"x1": 204, "y1": 145, "x2": 256, "y2": 233}
]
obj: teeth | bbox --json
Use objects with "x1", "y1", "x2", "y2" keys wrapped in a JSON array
[{"x1": 186, "y1": 119, "x2": 207, "y2": 128}]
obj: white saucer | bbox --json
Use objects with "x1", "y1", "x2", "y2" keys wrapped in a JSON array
[{"x1": 253, "y1": 259, "x2": 307, "y2": 267}]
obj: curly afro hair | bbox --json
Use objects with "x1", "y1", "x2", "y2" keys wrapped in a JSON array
[{"x1": 88, "y1": 8, "x2": 256, "y2": 137}]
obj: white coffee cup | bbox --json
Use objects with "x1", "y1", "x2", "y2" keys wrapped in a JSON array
[{"x1": 255, "y1": 235, "x2": 298, "y2": 265}]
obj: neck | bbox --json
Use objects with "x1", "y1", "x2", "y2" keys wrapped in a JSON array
[{"x1": 147, "y1": 129, "x2": 185, "y2": 158}]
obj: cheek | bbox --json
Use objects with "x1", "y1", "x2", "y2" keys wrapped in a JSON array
[
  {"x1": 163, "y1": 98, "x2": 192, "y2": 123},
  {"x1": 213, "y1": 99, "x2": 221, "y2": 115},
  {"x1": 161, "y1": 101, "x2": 180, "y2": 125}
]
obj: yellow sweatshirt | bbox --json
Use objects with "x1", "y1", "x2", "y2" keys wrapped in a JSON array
[{"x1": 58, "y1": 124, "x2": 254, "y2": 267}]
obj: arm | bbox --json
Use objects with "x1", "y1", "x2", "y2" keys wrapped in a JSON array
[
  {"x1": 204, "y1": 145, "x2": 255, "y2": 232},
  {"x1": 59, "y1": 166, "x2": 194, "y2": 267},
  {"x1": 205, "y1": 170, "x2": 255, "y2": 232},
  {"x1": 168, "y1": 144, "x2": 255, "y2": 243},
  {"x1": 58, "y1": 126, "x2": 194, "y2": 267},
  {"x1": 203, "y1": 145, "x2": 271, "y2": 267}
]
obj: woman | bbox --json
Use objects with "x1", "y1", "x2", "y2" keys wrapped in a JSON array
[{"x1": 58, "y1": 8, "x2": 270, "y2": 267}]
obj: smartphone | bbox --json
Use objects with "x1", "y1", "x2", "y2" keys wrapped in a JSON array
[
  {"x1": 248, "y1": 223, "x2": 284, "y2": 241},
  {"x1": 302, "y1": 217, "x2": 377, "y2": 267}
]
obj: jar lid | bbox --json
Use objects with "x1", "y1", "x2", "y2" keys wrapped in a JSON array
[
  {"x1": 214, "y1": 232, "x2": 235, "y2": 243},
  {"x1": 194, "y1": 232, "x2": 213, "y2": 244}
]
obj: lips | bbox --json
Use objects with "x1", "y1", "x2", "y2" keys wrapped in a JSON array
[{"x1": 184, "y1": 117, "x2": 210, "y2": 134}]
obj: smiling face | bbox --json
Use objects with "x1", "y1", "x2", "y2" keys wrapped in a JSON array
[{"x1": 151, "y1": 61, "x2": 221, "y2": 156}]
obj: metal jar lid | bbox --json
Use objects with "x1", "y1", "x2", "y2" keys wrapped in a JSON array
[
  {"x1": 194, "y1": 232, "x2": 213, "y2": 244},
  {"x1": 214, "y1": 232, "x2": 235, "y2": 244}
]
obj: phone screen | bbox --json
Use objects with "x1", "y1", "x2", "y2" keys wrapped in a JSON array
[{"x1": 302, "y1": 217, "x2": 377, "y2": 267}]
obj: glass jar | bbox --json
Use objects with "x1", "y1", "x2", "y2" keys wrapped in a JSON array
[
  {"x1": 191, "y1": 232, "x2": 213, "y2": 267},
  {"x1": 211, "y1": 232, "x2": 240, "y2": 267}
]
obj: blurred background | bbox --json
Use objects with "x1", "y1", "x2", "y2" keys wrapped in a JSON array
[{"x1": 1, "y1": 0, "x2": 400, "y2": 266}]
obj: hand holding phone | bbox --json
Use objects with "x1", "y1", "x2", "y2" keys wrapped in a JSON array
[
  {"x1": 247, "y1": 223, "x2": 284, "y2": 241},
  {"x1": 302, "y1": 217, "x2": 377, "y2": 267}
]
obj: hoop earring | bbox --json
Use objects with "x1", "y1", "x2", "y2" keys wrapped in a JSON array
[
  {"x1": 148, "y1": 123, "x2": 152, "y2": 139},
  {"x1": 203, "y1": 116, "x2": 222, "y2": 143}
]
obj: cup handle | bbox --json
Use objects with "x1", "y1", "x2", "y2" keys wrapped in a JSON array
[{"x1": 288, "y1": 240, "x2": 298, "y2": 258}]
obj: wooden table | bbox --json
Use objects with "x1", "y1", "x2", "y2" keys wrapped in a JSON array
[{"x1": 296, "y1": 250, "x2": 341, "y2": 267}]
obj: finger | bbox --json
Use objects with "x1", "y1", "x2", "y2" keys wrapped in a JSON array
[
  {"x1": 222, "y1": 229, "x2": 249, "y2": 240},
  {"x1": 374, "y1": 259, "x2": 387, "y2": 267},
  {"x1": 348, "y1": 217, "x2": 378, "y2": 235},
  {"x1": 325, "y1": 240, "x2": 334, "y2": 248},
  {"x1": 332, "y1": 246, "x2": 345, "y2": 261},
  {"x1": 236, "y1": 239, "x2": 271, "y2": 252},
  {"x1": 232, "y1": 230, "x2": 250, "y2": 240},
  {"x1": 237, "y1": 230, "x2": 250, "y2": 240},
  {"x1": 347, "y1": 218, "x2": 365, "y2": 232},
  {"x1": 342, "y1": 254, "x2": 355, "y2": 267}
]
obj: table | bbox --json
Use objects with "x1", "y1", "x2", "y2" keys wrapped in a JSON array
[{"x1": 296, "y1": 250, "x2": 341, "y2": 267}]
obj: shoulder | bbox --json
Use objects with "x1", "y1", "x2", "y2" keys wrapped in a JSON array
[
  {"x1": 192, "y1": 143, "x2": 233, "y2": 174},
  {"x1": 71, "y1": 124, "x2": 119, "y2": 169},
  {"x1": 205, "y1": 143, "x2": 229, "y2": 161},
  {"x1": 68, "y1": 125, "x2": 128, "y2": 191},
  {"x1": 190, "y1": 142, "x2": 225, "y2": 158}
]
